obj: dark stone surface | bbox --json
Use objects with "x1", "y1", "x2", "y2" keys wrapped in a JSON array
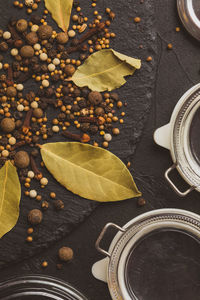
[
  {"x1": 2, "y1": 0, "x2": 200, "y2": 300},
  {"x1": 0, "y1": 0, "x2": 156, "y2": 272}
]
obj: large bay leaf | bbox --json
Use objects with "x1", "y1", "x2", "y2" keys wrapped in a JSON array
[
  {"x1": 40, "y1": 142, "x2": 141, "y2": 202},
  {"x1": 71, "y1": 49, "x2": 141, "y2": 92},
  {"x1": 0, "y1": 161, "x2": 21, "y2": 239},
  {"x1": 44, "y1": 0, "x2": 73, "y2": 32}
]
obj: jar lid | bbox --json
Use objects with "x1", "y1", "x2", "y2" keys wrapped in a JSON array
[
  {"x1": 177, "y1": 0, "x2": 200, "y2": 40},
  {"x1": 96, "y1": 209, "x2": 200, "y2": 300},
  {"x1": 0, "y1": 275, "x2": 88, "y2": 300}
]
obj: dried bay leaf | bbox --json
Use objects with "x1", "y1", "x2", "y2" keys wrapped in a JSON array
[
  {"x1": 44, "y1": 0, "x2": 73, "y2": 32},
  {"x1": 0, "y1": 161, "x2": 21, "y2": 239},
  {"x1": 71, "y1": 49, "x2": 141, "y2": 92},
  {"x1": 40, "y1": 142, "x2": 141, "y2": 202}
]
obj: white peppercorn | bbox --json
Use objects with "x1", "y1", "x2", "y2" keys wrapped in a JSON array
[{"x1": 3, "y1": 31, "x2": 11, "y2": 40}]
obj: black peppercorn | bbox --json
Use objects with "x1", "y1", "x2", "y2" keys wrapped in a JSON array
[
  {"x1": 30, "y1": 15, "x2": 41, "y2": 25},
  {"x1": 110, "y1": 92, "x2": 119, "y2": 101},
  {"x1": 12, "y1": 129, "x2": 21, "y2": 139},
  {"x1": 71, "y1": 104, "x2": 80, "y2": 112},
  {"x1": 81, "y1": 87, "x2": 90, "y2": 97},
  {"x1": 78, "y1": 99, "x2": 87, "y2": 108},
  {"x1": 61, "y1": 51, "x2": 69, "y2": 59},
  {"x1": 71, "y1": 38, "x2": 79, "y2": 47},
  {"x1": 80, "y1": 123, "x2": 90, "y2": 132},
  {"x1": 30, "y1": 56, "x2": 39, "y2": 65},
  {"x1": 41, "y1": 64, "x2": 48, "y2": 73},
  {"x1": 51, "y1": 73, "x2": 60, "y2": 81},
  {"x1": 26, "y1": 91, "x2": 35, "y2": 101},
  {"x1": 63, "y1": 95, "x2": 73, "y2": 104},
  {"x1": 0, "y1": 137, "x2": 8, "y2": 146},
  {"x1": 89, "y1": 125, "x2": 98, "y2": 134},
  {"x1": 28, "y1": 209, "x2": 43, "y2": 225},
  {"x1": 62, "y1": 86, "x2": 70, "y2": 95},
  {"x1": 47, "y1": 128, "x2": 53, "y2": 137},
  {"x1": 31, "y1": 148, "x2": 39, "y2": 157},
  {"x1": 58, "y1": 113, "x2": 66, "y2": 121},
  {"x1": 73, "y1": 88, "x2": 81, "y2": 97},
  {"x1": 12, "y1": 61, "x2": 20, "y2": 71},
  {"x1": 45, "y1": 42, "x2": 53, "y2": 51},
  {"x1": 45, "y1": 87, "x2": 54, "y2": 97},
  {"x1": 137, "y1": 197, "x2": 146, "y2": 207},
  {"x1": 32, "y1": 135, "x2": 39, "y2": 143},
  {"x1": 0, "y1": 42, "x2": 8, "y2": 52},
  {"x1": 0, "y1": 157, "x2": 6, "y2": 167},
  {"x1": 48, "y1": 49, "x2": 57, "y2": 58},
  {"x1": 54, "y1": 199, "x2": 64, "y2": 210}
]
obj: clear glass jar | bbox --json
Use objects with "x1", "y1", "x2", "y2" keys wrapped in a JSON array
[{"x1": 0, "y1": 275, "x2": 88, "y2": 300}]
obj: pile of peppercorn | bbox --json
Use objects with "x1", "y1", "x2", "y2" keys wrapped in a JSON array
[{"x1": 0, "y1": 0, "x2": 127, "y2": 244}]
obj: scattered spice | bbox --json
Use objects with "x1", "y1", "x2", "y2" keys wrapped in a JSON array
[
  {"x1": 58, "y1": 246, "x2": 74, "y2": 262},
  {"x1": 0, "y1": 0, "x2": 139, "y2": 242},
  {"x1": 28, "y1": 209, "x2": 43, "y2": 225},
  {"x1": 137, "y1": 197, "x2": 146, "y2": 207}
]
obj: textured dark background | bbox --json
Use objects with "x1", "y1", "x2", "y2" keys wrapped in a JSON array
[{"x1": 1, "y1": 0, "x2": 200, "y2": 299}]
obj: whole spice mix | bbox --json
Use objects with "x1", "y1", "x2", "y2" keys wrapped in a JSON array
[{"x1": 0, "y1": 0, "x2": 142, "y2": 250}]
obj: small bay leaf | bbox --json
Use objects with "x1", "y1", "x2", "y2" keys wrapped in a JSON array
[
  {"x1": 40, "y1": 142, "x2": 141, "y2": 202},
  {"x1": 71, "y1": 49, "x2": 141, "y2": 92},
  {"x1": 0, "y1": 161, "x2": 21, "y2": 239},
  {"x1": 44, "y1": 0, "x2": 73, "y2": 32}
]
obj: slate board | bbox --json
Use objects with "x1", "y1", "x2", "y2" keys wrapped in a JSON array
[{"x1": 0, "y1": 0, "x2": 156, "y2": 268}]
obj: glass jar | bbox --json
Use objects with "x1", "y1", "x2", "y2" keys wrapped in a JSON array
[
  {"x1": 0, "y1": 275, "x2": 88, "y2": 300},
  {"x1": 93, "y1": 209, "x2": 200, "y2": 300}
]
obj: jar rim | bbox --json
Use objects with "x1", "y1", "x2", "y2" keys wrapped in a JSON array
[{"x1": 0, "y1": 275, "x2": 88, "y2": 300}]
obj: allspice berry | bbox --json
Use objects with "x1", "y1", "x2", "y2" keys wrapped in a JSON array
[
  {"x1": 6, "y1": 86, "x2": 17, "y2": 97},
  {"x1": 58, "y1": 247, "x2": 73, "y2": 262},
  {"x1": 88, "y1": 91, "x2": 103, "y2": 105},
  {"x1": 56, "y1": 32, "x2": 69, "y2": 44},
  {"x1": 1, "y1": 118, "x2": 15, "y2": 133},
  {"x1": 33, "y1": 108, "x2": 43, "y2": 118},
  {"x1": 20, "y1": 45, "x2": 34, "y2": 58},
  {"x1": 64, "y1": 64, "x2": 75, "y2": 76},
  {"x1": 14, "y1": 150, "x2": 30, "y2": 168},
  {"x1": 28, "y1": 209, "x2": 43, "y2": 225},
  {"x1": 38, "y1": 25, "x2": 53, "y2": 40},
  {"x1": 16, "y1": 19, "x2": 28, "y2": 32},
  {"x1": 26, "y1": 32, "x2": 38, "y2": 45}
]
